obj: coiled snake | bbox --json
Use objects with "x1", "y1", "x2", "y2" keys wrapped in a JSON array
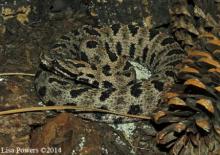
[{"x1": 34, "y1": 24, "x2": 185, "y2": 122}]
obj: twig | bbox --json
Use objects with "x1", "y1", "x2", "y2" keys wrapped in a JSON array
[
  {"x1": 0, "y1": 73, "x2": 35, "y2": 77},
  {"x1": 0, "y1": 105, "x2": 151, "y2": 120}
]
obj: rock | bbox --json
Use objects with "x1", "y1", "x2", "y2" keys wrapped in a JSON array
[{"x1": 30, "y1": 113, "x2": 136, "y2": 155}]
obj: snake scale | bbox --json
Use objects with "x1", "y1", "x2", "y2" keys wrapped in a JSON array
[{"x1": 34, "y1": 24, "x2": 185, "y2": 122}]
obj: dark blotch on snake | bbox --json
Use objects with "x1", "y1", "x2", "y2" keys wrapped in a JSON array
[
  {"x1": 129, "y1": 43, "x2": 135, "y2": 58},
  {"x1": 161, "y1": 37, "x2": 176, "y2": 46},
  {"x1": 70, "y1": 88, "x2": 90, "y2": 98},
  {"x1": 111, "y1": 24, "x2": 121, "y2": 35},
  {"x1": 84, "y1": 27, "x2": 101, "y2": 36},
  {"x1": 99, "y1": 88, "x2": 116, "y2": 101},
  {"x1": 152, "y1": 80, "x2": 164, "y2": 91},
  {"x1": 86, "y1": 41, "x2": 98, "y2": 48},
  {"x1": 105, "y1": 42, "x2": 118, "y2": 62},
  {"x1": 79, "y1": 52, "x2": 89, "y2": 62},
  {"x1": 130, "y1": 82, "x2": 142, "y2": 97},
  {"x1": 128, "y1": 24, "x2": 139, "y2": 36},
  {"x1": 116, "y1": 42, "x2": 123, "y2": 55},
  {"x1": 103, "y1": 81, "x2": 114, "y2": 88},
  {"x1": 128, "y1": 105, "x2": 142, "y2": 115},
  {"x1": 38, "y1": 86, "x2": 46, "y2": 97},
  {"x1": 86, "y1": 74, "x2": 95, "y2": 78},
  {"x1": 102, "y1": 65, "x2": 111, "y2": 76}
]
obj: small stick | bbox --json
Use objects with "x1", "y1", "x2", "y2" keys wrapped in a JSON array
[
  {"x1": 0, "y1": 73, "x2": 35, "y2": 77},
  {"x1": 0, "y1": 105, "x2": 151, "y2": 120}
]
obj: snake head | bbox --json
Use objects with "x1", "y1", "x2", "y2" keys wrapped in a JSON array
[{"x1": 39, "y1": 50, "x2": 56, "y2": 70}]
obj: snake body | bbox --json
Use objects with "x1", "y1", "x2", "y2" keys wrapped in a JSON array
[{"x1": 34, "y1": 24, "x2": 185, "y2": 122}]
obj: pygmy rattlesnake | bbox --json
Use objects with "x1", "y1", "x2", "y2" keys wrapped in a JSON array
[{"x1": 34, "y1": 24, "x2": 185, "y2": 122}]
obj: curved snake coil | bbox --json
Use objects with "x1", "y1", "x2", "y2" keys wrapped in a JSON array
[{"x1": 34, "y1": 24, "x2": 185, "y2": 122}]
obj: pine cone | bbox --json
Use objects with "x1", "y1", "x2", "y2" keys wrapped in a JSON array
[{"x1": 153, "y1": 32, "x2": 220, "y2": 154}]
